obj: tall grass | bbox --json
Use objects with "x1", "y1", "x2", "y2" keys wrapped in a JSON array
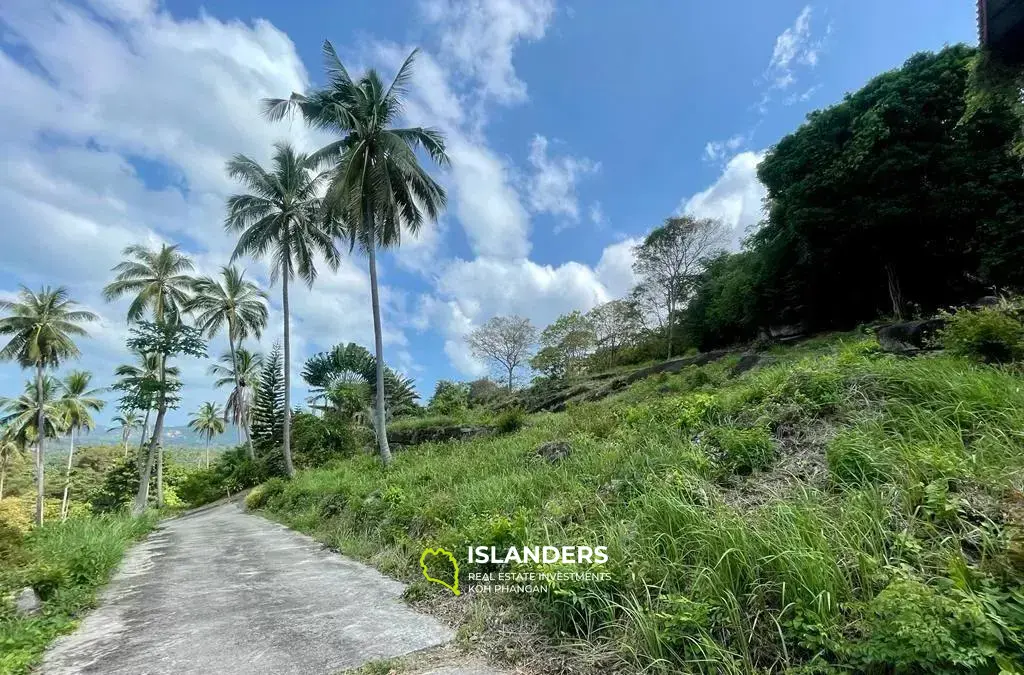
[
  {"x1": 258, "y1": 337, "x2": 1024, "y2": 673},
  {"x1": 0, "y1": 514, "x2": 156, "y2": 675}
]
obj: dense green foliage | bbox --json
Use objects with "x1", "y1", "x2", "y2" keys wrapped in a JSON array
[
  {"x1": 253, "y1": 334, "x2": 1024, "y2": 673},
  {"x1": 0, "y1": 513, "x2": 156, "y2": 674},
  {"x1": 251, "y1": 342, "x2": 285, "y2": 449},
  {"x1": 940, "y1": 301, "x2": 1024, "y2": 364},
  {"x1": 683, "y1": 46, "x2": 1024, "y2": 350}
]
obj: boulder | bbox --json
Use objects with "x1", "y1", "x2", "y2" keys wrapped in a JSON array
[
  {"x1": 535, "y1": 441, "x2": 572, "y2": 463},
  {"x1": 976, "y1": 296, "x2": 1001, "y2": 307},
  {"x1": 730, "y1": 353, "x2": 761, "y2": 376},
  {"x1": 15, "y1": 587, "x2": 41, "y2": 616},
  {"x1": 876, "y1": 318, "x2": 946, "y2": 354}
]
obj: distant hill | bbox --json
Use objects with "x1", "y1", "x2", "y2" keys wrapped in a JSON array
[{"x1": 47, "y1": 424, "x2": 243, "y2": 452}]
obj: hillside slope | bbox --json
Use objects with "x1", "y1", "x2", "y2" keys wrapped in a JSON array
[{"x1": 250, "y1": 333, "x2": 1024, "y2": 674}]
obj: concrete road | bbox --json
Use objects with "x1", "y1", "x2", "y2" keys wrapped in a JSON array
[{"x1": 41, "y1": 502, "x2": 456, "y2": 675}]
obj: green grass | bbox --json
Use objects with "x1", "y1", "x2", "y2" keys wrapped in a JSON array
[
  {"x1": 257, "y1": 334, "x2": 1024, "y2": 674},
  {"x1": 0, "y1": 514, "x2": 156, "y2": 674}
]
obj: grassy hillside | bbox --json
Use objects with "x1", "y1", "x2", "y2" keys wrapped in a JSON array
[{"x1": 250, "y1": 333, "x2": 1024, "y2": 674}]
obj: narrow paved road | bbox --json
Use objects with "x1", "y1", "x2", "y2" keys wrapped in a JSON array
[{"x1": 42, "y1": 502, "x2": 461, "y2": 674}]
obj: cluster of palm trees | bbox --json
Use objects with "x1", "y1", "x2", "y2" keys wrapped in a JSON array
[
  {"x1": 0, "y1": 368, "x2": 104, "y2": 520},
  {"x1": 0, "y1": 42, "x2": 448, "y2": 525}
]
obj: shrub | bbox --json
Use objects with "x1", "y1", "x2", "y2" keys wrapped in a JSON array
[
  {"x1": 494, "y1": 407, "x2": 526, "y2": 434},
  {"x1": 291, "y1": 412, "x2": 358, "y2": 468},
  {"x1": 940, "y1": 306, "x2": 1024, "y2": 363},
  {"x1": 427, "y1": 380, "x2": 470, "y2": 416},
  {"x1": 245, "y1": 477, "x2": 287, "y2": 510},
  {"x1": 467, "y1": 378, "x2": 502, "y2": 407},
  {"x1": 705, "y1": 426, "x2": 775, "y2": 475}
]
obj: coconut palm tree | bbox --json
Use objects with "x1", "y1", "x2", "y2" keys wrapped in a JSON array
[
  {"x1": 188, "y1": 402, "x2": 225, "y2": 469},
  {"x1": 108, "y1": 410, "x2": 143, "y2": 459},
  {"x1": 265, "y1": 43, "x2": 449, "y2": 464},
  {"x1": 58, "y1": 370, "x2": 105, "y2": 519},
  {"x1": 114, "y1": 351, "x2": 177, "y2": 453},
  {"x1": 224, "y1": 143, "x2": 340, "y2": 477},
  {"x1": 209, "y1": 347, "x2": 261, "y2": 445},
  {"x1": 0, "y1": 286, "x2": 95, "y2": 525},
  {"x1": 104, "y1": 244, "x2": 194, "y2": 508},
  {"x1": 189, "y1": 266, "x2": 268, "y2": 457},
  {"x1": 0, "y1": 427, "x2": 24, "y2": 501}
]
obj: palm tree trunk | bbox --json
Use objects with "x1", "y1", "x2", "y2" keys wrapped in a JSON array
[
  {"x1": 281, "y1": 267, "x2": 295, "y2": 477},
  {"x1": 206, "y1": 436, "x2": 210, "y2": 469},
  {"x1": 155, "y1": 353, "x2": 165, "y2": 508},
  {"x1": 139, "y1": 408, "x2": 151, "y2": 454},
  {"x1": 123, "y1": 426, "x2": 129, "y2": 459},
  {"x1": 133, "y1": 402, "x2": 166, "y2": 516},
  {"x1": 35, "y1": 363, "x2": 45, "y2": 526},
  {"x1": 60, "y1": 427, "x2": 75, "y2": 521},
  {"x1": 367, "y1": 243, "x2": 392, "y2": 465},
  {"x1": 228, "y1": 327, "x2": 255, "y2": 459}
]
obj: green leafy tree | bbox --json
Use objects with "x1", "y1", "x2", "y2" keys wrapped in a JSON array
[
  {"x1": 103, "y1": 243, "x2": 195, "y2": 509},
  {"x1": 57, "y1": 370, "x2": 105, "y2": 519},
  {"x1": 531, "y1": 311, "x2": 596, "y2": 379},
  {"x1": 121, "y1": 321, "x2": 206, "y2": 514},
  {"x1": 266, "y1": 42, "x2": 449, "y2": 465},
  {"x1": 633, "y1": 216, "x2": 724, "y2": 359},
  {"x1": 252, "y1": 342, "x2": 285, "y2": 450},
  {"x1": 190, "y1": 266, "x2": 268, "y2": 458},
  {"x1": 108, "y1": 410, "x2": 143, "y2": 460},
  {"x1": 188, "y1": 402, "x2": 226, "y2": 468},
  {"x1": 224, "y1": 143, "x2": 340, "y2": 477},
  {"x1": 114, "y1": 351, "x2": 179, "y2": 456},
  {"x1": 0, "y1": 286, "x2": 95, "y2": 525},
  {"x1": 428, "y1": 380, "x2": 470, "y2": 416}
]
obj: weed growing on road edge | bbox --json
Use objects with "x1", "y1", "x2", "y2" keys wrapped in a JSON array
[{"x1": 0, "y1": 513, "x2": 157, "y2": 675}]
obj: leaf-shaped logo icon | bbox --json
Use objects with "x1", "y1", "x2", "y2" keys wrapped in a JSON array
[{"x1": 420, "y1": 547, "x2": 461, "y2": 595}]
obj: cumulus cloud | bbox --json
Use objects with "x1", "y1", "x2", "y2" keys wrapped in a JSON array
[
  {"x1": 526, "y1": 135, "x2": 599, "y2": 227},
  {"x1": 681, "y1": 151, "x2": 767, "y2": 249},
  {"x1": 421, "y1": 0, "x2": 555, "y2": 104},
  {"x1": 0, "y1": 0, "x2": 387, "y2": 422}
]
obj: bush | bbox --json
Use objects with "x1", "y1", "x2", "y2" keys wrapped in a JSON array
[
  {"x1": 494, "y1": 407, "x2": 526, "y2": 434},
  {"x1": 244, "y1": 477, "x2": 287, "y2": 511},
  {"x1": 704, "y1": 426, "x2": 775, "y2": 475},
  {"x1": 291, "y1": 412, "x2": 358, "y2": 468},
  {"x1": 941, "y1": 306, "x2": 1024, "y2": 363},
  {"x1": 468, "y1": 378, "x2": 502, "y2": 407}
]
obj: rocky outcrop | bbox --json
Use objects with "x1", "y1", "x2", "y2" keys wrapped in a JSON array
[
  {"x1": 535, "y1": 441, "x2": 572, "y2": 463},
  {"x1": 389, "y1": 424, "x2": 493, "y2": 450},
  {"x1": 876, "y1": 318, "x2": 946, "y2": 354},
  {"x1": 15, "y1": 587, "x2": 41, "y2": 616}
]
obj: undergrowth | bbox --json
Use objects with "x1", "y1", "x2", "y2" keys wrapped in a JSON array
[
  {"x1": 0, "y1": 513, "x2": 156, "y2": 674},
  {"x1": 255, "y1": 334, "x2": 1024, "y2": 674}
]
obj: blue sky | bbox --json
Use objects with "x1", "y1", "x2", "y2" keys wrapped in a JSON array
[{"x1": 0, "y1": 0, "x2": 978, "y2": 429}]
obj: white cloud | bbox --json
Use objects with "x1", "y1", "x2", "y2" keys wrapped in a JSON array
[
  {"x1": 421, "y1": 0, "x2": 555, "y2": 104},
  {"x1": 595, "y1": 238, "x2": 640, "y2": 299},
  {"x1": 0, "y1": 0, "x2": 389, "y2": 424},
  {"x1": 681, "y1": 151, "x2": 767, "y2": 249},
  {"x1": 589, "y1": 201, "x2": 605, "y2": 226},
  {"x1": 704, "y1": 134, "x2": 747, "y2": 162},
  {"x1": 526, "y1": 135, "x2": 599, "y2": 226},
  {"x1": 766, "y1": 6, "x2": 825, "y2": 92}
]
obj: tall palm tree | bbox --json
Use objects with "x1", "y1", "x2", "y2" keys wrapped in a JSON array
[
  {"x1": 190, "y1": 266, "x2": 268, "y2": 458},
  {"x1": 108, "y1": 410, "x2": 143, "y2": 459},
  {"x1": 0, "y1": 428, "x2": 21, "y2": 501},
  {"x1": 209, "y1": 347, "x2": 261, "y2": 445},
  {"x1": 224, "y1": 143, "x2": 340, "y2": 477},
  {"x1": 0, "y1": 286, "x2": 95, "y2": 525},
  {"x1": 58, "y1": 370, "x2": 105, "y2": 519},
  {"x1": 188, "y1": 402, "x2": 226, "y2": 469},
  {"x1": 265, "y1": 43, "x2": 449, "y2": 464},
  {"x1": 104, "y1": 244, "x2": 194, "y2": 509}
]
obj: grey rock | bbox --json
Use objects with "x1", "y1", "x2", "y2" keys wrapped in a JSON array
[
  {"x1": 876, "y1": 318, "x2": 946, "y2": 354},
  {"x1": 730, "y1": 353, "x2": 761, "y2": 376},
  {"x1": 535, "y1": 441, "x2": 572, "y2": 463},
  {"x1": 977, "y1": 295, "x2": 1001, "y2": 307},
  {"x1": 15, "y1": 587, "x2": 41, "y2": 616}
]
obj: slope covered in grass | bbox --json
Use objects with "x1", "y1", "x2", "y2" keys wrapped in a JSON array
[{"x1": 252, "y1": 334, "x2": 1024, "y2": 674}]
